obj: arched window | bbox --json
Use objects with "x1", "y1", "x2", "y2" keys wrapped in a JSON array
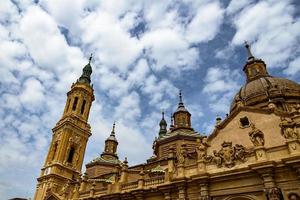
[
  {"x1": 67, "y1": 147, "x2": 75, "y2": 163},
  {"x1": 66, "y1": 99, "x2": 71, "y2": 112},
  {"x1": 52, "y1": 143, "x2": 58, "y2": 160},
  {"x1": 80, "y1": 100, "x2": 86, "y2": 115},
  {"x1": 72, "y1": 97, "x2": 78, "y2": 111}
]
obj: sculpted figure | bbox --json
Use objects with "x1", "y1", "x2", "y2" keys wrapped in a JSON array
[
  {"x1": 196, "y1": 137, "x2": 209, "y2": 161},
  {"x1": 234, "y1": 144, "x2": 247, "y2": 161},
  {"x1": 213, "y1": 150, "x2": 222, "y2": 167},
  {"x1": 177, "y1": 144, "x2": 187, "y2": 165},
  {"x1": 59, "y1": 181, "x2": 70, "y2": 196},
  {"x1": 248, "y1": 124, "x2": 265, "y2": 146},
  {"x1": 266, "y1": 187, "x2": 282, "y2": 200},
  {"x1": 283, "y1": 127, "x2": 299, "y2": 140}
]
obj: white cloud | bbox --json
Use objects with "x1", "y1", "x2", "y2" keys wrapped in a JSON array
[
  {"x1": 186, "y1": 2, "x2": 224, "y2": 43},
  {"x1": 80, "y1": 11, "x2": 142, "y2": 73},
  {"x1": 202, "y1": 66, "x2": 241, "y2": 113},
  {"x1": 226, "y1": 0, "x2": 254, "y2": 15},
  {"x1": 284, "y1": 56, "x2": 300, "y2": 76},
  {"x1": 142, "y1": 28, "x2": 199, "y2": 72},
  {"x1": 20, "y1": 78, "x2": 45, "y2": 109}
]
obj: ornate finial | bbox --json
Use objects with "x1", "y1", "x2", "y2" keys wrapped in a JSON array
[
  {"x1": 89, "y1": 53, "x2": 93, "y2": 64},
  {"x1": 124, "y1": 157, "x2": 128, "y2": 164},
  {"x1": 244, "y1": 41, "x2": 254, "y2": 60},
  {"x1": 111, "y1": 121, "x2": 116, "y2": 136},
  {"x1": 170, "y1": 113, "x2": 174, "y2": 127},
  {"x1": 179, "y1": 90, "x2": 184, "y2": 106},
  {"x1": 162, "y1": 110, "x2": 165, "y2": 120}
]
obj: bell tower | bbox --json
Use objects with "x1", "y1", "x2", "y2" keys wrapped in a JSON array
[
  {"x1": 172, "y1": 90, "x2": 193, "y2": 131},
  {"x1": 34, "y1": 55, "x2": 95, "y2": 200}
]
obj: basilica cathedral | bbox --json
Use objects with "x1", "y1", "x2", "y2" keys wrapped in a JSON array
[{"x1": 34, "y1": 43, "x2": 300, "y2": 200}]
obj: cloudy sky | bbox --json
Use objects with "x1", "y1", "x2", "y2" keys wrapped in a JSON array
[{"x1": 0, "y1": 0, "x2": 300, "y2": 198}]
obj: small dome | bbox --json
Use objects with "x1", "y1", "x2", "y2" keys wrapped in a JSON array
[
  {"x1": 159, "y1": 118, "x2": 167, "y2": 126},
  {"x1": 230, "y1": 76, "x2": 300, "y2": 112}
]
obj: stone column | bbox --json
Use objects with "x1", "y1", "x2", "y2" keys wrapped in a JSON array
[
  {"x1": 120, "y1": 158, "x2": 129, "y2": 183},
  {"x1": 178, "y1": 185, "x2": 186, "y2": 200},
  {"x1": 260, "y1": 169, "x2": 282, "y2": 200},
  {"x1": 168, "y1": 147, "x2": 176, "y2": 173},
  {"x1": 89, "y1": 181, "x2": 96, "y2": 198},
  {"x1": 135, "y1": 193, "x2": 144, "y2": 200},
  {"x1": 163, "y1": 191, "x2": 171, "y2": 200},
  {"x1": 199, "y1": 183, "x2": 210, "y2": 200},
  {"x1": 79, "y1": 173, "x2": 88, "y2": 192},
  {"x1": 178, "y1": 163, "x2": 185, "y2": 178},
  {"x1": 138, "y1": 170, "x2": 145, "y2": 189}
]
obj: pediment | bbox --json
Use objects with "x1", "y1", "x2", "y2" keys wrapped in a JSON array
[{"x1": 206, "y1": 107, "x2": 285, "y2": 155}]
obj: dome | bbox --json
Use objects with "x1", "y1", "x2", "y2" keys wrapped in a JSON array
[{"x1": 230, "y1": 76, "x2": 300, "y2": 112}]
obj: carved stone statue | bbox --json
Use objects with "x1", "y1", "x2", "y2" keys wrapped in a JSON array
[
  {"x1": 213, "y1": 150, "x2": 222, "y2": 167},
  {"x1": 59, "y1": 181, "x2": 70, "y2": 197},
  {"x1": 283, "y1": 127, "x2": 299, "y2": 140},
  {"x1": 280, "y1": 117, "x2": 299, "y2": 140},
  {"x1": 196, "y1": 137, "x2": 209, "y2": 161},
  {"x1": 234, "y1": 144, "x2": 247, "y2": 162},
  {"x1": 177, "y1": 144, "x2": 187, "y2": 165},
  {"x1": 265, "y1": 187, "x2": 282, "y2": 200},
  {"x1": 248, "y1": 124, "x2": 265, "y2": 146}
]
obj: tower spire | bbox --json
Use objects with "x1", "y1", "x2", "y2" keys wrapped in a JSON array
[
  {"x1": 244, "y1": 41, "x2": 254, "y2": 61},
  {"x1": 102, "y1": 122, "x2": 119, "y2": 159},
  {"x1": 111, "y1": 121, "x2": 116, "y2": 136},
  {"x1": 89, "y1": 53, "x2": 93, "y2": 64},
  {"x1": 179, "y1": 90, "x2": 184, "y2": 107}
]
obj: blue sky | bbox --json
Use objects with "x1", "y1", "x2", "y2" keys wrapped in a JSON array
[{"x1": 0, "y1": 0, "x2": 300, "y2": 198}]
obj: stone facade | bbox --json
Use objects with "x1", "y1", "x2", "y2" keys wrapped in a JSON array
[{"x1": 35, "y1": 46, "x2": 300, "y2": 200}]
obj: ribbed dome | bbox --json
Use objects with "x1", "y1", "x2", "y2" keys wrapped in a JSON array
[{"x1": 230, "y1": 76, "x2": 300, "y2": 112}]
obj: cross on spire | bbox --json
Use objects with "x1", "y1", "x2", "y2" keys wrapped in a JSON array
[
  {"x1": 89, "y1": 53, "x2": 93, "y2": 64},
  {"x1": 111, "y1": 121, "x2": 116, "y2": 136}
]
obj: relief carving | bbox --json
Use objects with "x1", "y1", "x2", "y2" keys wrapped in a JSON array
[
  {"x1": 280, "y1": 117, "x2": 299, "y2": 140},
  {"x1": 291, "y1": 104, "x2": 300, "y2": 115},
  {"x1": 264, "y1": 187, "x2": 282, "y2": 200},
  {"x1": 59, "y1": 181, "x2": 71, "y2": 197},
  {"x1": 69, "y1": 135, "x2": 81, "y2": 145},
  {"x1": 177, "y1": 144, "x2": 187, "y2": 165},
  {"x1": 196, "y1": 136, "x2": 209, "y2": 161},
  {"x1": 206, "y1": 142, "x2": 249, "y2": 168},
  {"x1": 248, "y1": 123, "x2": 265, "y2": 146}
]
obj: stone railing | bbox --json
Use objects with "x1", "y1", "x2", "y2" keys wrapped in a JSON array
[
  {"x1": 121, "y1": 181, "x2": 138, "y2": 190},
  {"x1": 144, "y1": 176, "x2": 165, "y2": 187}
]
